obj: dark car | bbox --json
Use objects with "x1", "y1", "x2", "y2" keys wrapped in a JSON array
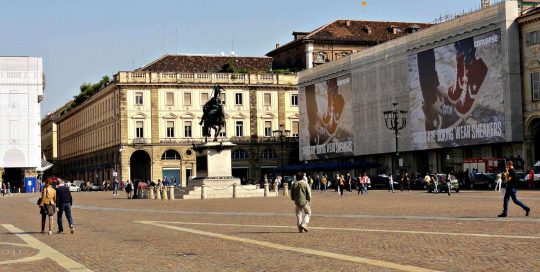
[
  {"x1": 470, "y1": 173, "x2": 496, "y2": 189},
  {"x1": 369, "y1": 174, "x2": 398, "y2": 189}
]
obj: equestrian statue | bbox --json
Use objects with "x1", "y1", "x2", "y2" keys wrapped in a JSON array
[{"x1": 200, "y1": 85, "x2": 225, "y2": 143}]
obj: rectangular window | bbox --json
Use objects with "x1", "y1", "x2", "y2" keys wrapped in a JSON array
[
  {"x1": 264, "y1": 93, "x2": 271, "y2": 106},
  {"x1": 532, "y1": 72, "x2": 540, "y2": 101},
  {"x1": 292, "y1": 121, "x2": 299, "y2": 137},
  {"x1": 218, "y1": 122, "x2": 227, "y2": 137},
  {"x1": 184, "y1": 93, "x2": 192, "y2": 106},
  {"x1": 235, "y1": 121, "x2": 243, "y2": 137},
  {"x1": 235, "y1": 93, "x2": 243, "y2": 105},
  {"x1": 9, "y1": 91, "x2": 18, "y2": 108},
  {"x1": 264, "y1": 121, "x2": 272, "y2": 137},
  {"x1": 528, "y1": 30, "x2": 540, "y2": 46},
  {"x1": 184, "y1": 121, "x2": 192, "y2": 137},
  {"x1": 135, "y1": 92, "x2": 143, "y2": 105},
  {"x1": 9, "y1": 120, "x2": 18, "y2": 142},
  {"x1": 166, "y1": 92, "x2": 174, "y2": 106},
  {"x1": 136, "y1": 121, "x2": 144, "y2": 138},
  {"x1": 220, "y1": 93, "x2": 226, "y2": 105},
  {"x1": 166, "y1": 121, "x2": 175, "y2": 138},
  {"x1": 291, "y1": 94, "x2": 298, "y2": 106},
  {"x1": 201, "y1": 93, "x2": 209, "y2": 103}
]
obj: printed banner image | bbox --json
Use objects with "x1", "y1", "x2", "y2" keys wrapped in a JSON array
[
  {"x1": 408, "y1": 30, "x2": 505, "y2": 149},
  {"x1": 300, "y1": 75, "x2": 353, "y2": 160}
]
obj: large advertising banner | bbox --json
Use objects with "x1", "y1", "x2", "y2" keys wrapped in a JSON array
[
  {"x1": 300, "y1": 74, "x2": 353, "y2": 160},
  {"x1": 408, "y1": 30, "x2": 504, "y2": 149}
]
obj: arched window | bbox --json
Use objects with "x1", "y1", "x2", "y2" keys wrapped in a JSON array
[
  {"x1": 260, "y1": 148, "x2": 277, "y2": 159},
  {"x1": 161, "y1": 149, "x2": 181, "y2": 160},
  {"x1": 232, "y1": 149, "x2": 249, "y2": 160}
]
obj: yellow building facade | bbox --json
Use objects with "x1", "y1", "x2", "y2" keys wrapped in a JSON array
[{"x1": 55, "y1": 62, "x2": 298, "y2": 187}]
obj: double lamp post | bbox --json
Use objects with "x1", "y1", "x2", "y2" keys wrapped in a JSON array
[{"x1": 384, "y1": 102, "x2": 408, "y2": 176}]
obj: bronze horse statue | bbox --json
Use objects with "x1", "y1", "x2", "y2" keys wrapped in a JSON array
[{"x1": 200, "y1": 85, "x2": 225, "y2": 143}]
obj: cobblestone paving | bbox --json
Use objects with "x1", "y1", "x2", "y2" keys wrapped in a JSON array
[{"x1": 0, "y1": 189, "x2": 538, "y2": 271}]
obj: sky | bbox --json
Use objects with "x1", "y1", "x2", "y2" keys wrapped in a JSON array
[{"x1": 0, "y1": 0, "x2": 488, "y2": 116}]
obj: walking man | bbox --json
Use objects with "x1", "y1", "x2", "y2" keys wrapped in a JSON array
[
  {"x1": 388, "y1": 175, "x2": 395, "y2": 193},
  {"x1": 291, "y1": 172, "x2": 311, "y2": 233},
  {"x1": 55, "y1": 179, "x2": 75, "y2": 234},
  {"x1": 498, "y1": 161, "x2": 531, "y2": 217},
  {"x1": 113, "y1": 178, "x2": 119, "y2": 196}
]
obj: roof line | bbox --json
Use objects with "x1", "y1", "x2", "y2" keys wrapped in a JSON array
[{"x1": 304, "y1": 19, "x2": 339, "y2": 40}]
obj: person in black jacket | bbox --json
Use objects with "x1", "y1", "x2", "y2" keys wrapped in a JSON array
[
  {"x1": 56, "y1": 179, "x2": 75, "y2": 234},
  {"x1": 498, "y1": 161, "x2": 531, "y2": 217}
]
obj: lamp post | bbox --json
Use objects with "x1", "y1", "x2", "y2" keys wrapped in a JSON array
[
  {"x1": 383, "y1": 102, "x2": 408, "y2": 176},
  {"x1": 273, "y1": 124, "x2": 290, "y2": 179}
]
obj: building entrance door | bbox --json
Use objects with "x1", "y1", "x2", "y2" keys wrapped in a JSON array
[{"x1": 130, "y1": 150, "x2": 151, "y2": 182}]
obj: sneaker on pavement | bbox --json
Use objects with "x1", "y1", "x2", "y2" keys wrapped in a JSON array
[
  {"x1": 70, "y1": 225, "x2": 75, "y2": 234},
  {"x1": 525, "y1": 208, "x2": 531, "y2": 217},
  {"x1": 497, "y1": 213, "x2": 507, "y2": 217}
]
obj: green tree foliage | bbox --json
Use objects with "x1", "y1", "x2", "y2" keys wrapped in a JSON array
[
  {"x1": 220, "y1": 61, "x2": 249, "y2": 73},
  {"x1": 60, "y1": 75, "x2": 111, "y2": 116},
  {"x1": 73, "y1": 75, "x2": 110, "y2": 106}
]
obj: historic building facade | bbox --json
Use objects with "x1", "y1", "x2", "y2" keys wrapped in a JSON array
[
  {"x1": 519, "y1": 6, "x2": 540, "y2": 165},
  {"x1": 55, "y1": 55, "x2": 298, "y2": 186},
  {"x1": 266, "y1": 19, "x2": 431, "y2": 71}
]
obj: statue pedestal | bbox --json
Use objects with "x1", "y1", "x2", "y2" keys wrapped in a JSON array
[
  {"x1": 179, "y1": 141, "x2": 273, "y2": 199},
  {"x1": 188, "y1": 142, "x2": 240, "y2": 194}
]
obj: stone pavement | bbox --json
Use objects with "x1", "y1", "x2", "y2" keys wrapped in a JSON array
[{"x1": 0, "y1": 189, "x2": 539, "y2": 271}]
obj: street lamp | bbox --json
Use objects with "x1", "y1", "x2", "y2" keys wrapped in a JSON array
[
  {"x1": 273, "y1": 124, "x2": 290, "y2": 179},
  {"x1": 383, "y1": 102, "x2": 407, "y2": 176}
]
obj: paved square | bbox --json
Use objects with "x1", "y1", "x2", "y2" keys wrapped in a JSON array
[{"x1": 0, "y1": 189, "x2": 538, "y2": 271}]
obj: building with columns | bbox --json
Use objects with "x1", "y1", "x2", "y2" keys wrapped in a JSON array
[
  {"x1": 266, "y1": 20, "x2": 431, "y2": 71},
  {"x1": 54, "y1": 55, "x2": 298, "y2": 186}
]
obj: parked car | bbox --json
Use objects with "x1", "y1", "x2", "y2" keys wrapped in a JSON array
[
  {"x1": 470, "y1": 172, "x2": 496, "y2": 189},
  {"x1": 426, "y1": 174, "x2": 459, "y2": 193},
  {"x1": 68, "y1": 183, "x2": 81, "y2": 192},
  {"x1": 369, "y1": 174, "x2": 398, "y2": 189},
  {"x1": 90, "y1": 183, "x2": 102, "y2": 191}
]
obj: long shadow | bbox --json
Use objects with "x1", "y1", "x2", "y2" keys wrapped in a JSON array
[{"x1": 233, "y1": 231, "x2": 299, "y2": 234}]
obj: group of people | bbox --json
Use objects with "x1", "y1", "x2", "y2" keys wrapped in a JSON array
[
  {"x1": 38, "y1": 178, "x2": 75, "y2": 235},
  {"x1": 1, "y1": 182, "x2": 11, "y2": 196}
]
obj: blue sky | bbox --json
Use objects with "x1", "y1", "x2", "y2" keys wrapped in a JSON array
[{"x1": 0, "y1": 0, "x2": 486, "y2": 116}]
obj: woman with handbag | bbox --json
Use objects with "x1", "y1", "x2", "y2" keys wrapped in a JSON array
[{"x1": 39, "y1": 179, "x2": 57, "y2": 235}]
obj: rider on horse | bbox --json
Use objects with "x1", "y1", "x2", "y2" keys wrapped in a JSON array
[{"x1": 200, "y1": 85, "x2": 225, "y2": 142}]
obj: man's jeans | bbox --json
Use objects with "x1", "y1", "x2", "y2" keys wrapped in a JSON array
[
  {"x1": 295, "y1": 203, "x2": 311, "y2": 228},
  {"x1": 503, "y1": 188, "x2": 529, "y2": 214},
  {"x1": 113, "y1": 184, "x2": 119, "y2": 195},
  {"x1": 57, "y1": 203, "x2": 74, "y2": 231}
]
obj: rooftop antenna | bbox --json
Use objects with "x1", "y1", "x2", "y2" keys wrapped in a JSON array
[
  {"x1": 162, "y1": 23, "x2": 165, "y2": 55},
  {"x1": 231, "y1": 39, "x2": 236, "y2": 56},
  {"x1": 175, "y1": 27, "x2": 178, "y2": 55}
]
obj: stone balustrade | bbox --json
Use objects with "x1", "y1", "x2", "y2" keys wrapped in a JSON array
[{"x1": 115, "y1": 71, "x2": 298, "y2": 86}]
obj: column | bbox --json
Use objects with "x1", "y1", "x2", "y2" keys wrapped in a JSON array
[
  {"x1": 305, "y1": 43, "x2": 314, "y2": 69},
  {"x1": 181, "y1": 161, "x2": 187, "y2": 188}
]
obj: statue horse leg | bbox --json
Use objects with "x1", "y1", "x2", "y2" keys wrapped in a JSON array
[{"x1": 213, "y1": 125, "x2": 222, "y2": 142}]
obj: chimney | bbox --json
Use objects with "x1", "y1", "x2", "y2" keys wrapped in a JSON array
[
  {"x1": 275, "y1": 43, "x2": 280, "y2": 49},
  {"x1": 363, "y1": 25, "x2": 371, "y2": 34},
  {"x1": 345, "y1": 20, "x2": 351, "y2": 26},
  {"x1": 481, "y1": 0, "x2": 490, "y2": 8}
]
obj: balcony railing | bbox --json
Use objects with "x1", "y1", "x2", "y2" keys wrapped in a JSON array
[
  {"x1": 138, "y1": 136, "x2": 299, "y2": 145},
  {"x1": 115, "y1": 72, "x2": 298, "y2": 86}
]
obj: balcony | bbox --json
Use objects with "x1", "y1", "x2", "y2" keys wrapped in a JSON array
[{"x1": 115, "y1": 72, "x2": 298, "y2": 86}]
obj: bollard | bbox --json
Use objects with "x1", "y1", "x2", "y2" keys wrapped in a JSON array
[
  {"x1": 169, "y1": 186, "x2": 175, "y2": 200},
  {"x1": 162, "y1": 186, "x2": 168, "y2": 200},
  {"x1": 149, "y1": 188, "x2": 155, "y2": 199},
  {"x1": 156, "y1": 187, "x2": 162, "y2": 200},
  {"x1": 264, "y1": 183, "x2": 269, "y2": 197},
  {"x1": 201, "y1": 185, "x2": 207, "y2": 199},
  {"x1": 233, "y1": 183, "x2": 238, "y2": 198},
  {"x1": 283, "y1": 183, "x2": 289, "y2": 196},
  {"x1": 273, "y1": 183, "x2": 278, "y2": 192}
]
